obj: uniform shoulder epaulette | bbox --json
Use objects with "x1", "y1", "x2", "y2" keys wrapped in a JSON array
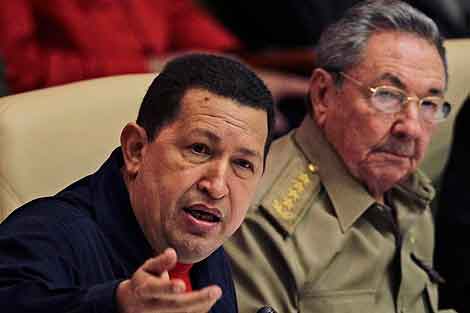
[{"x1": 259, "y1": 154, "x2": 321, "y2": 236}]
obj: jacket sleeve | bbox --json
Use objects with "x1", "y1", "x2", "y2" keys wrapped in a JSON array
[
  {"x1": 0, "y1": 215, "x2": 122, "y2": 313},
  {"x1": 0, "y1": 0, "x2": 148, "y2": 93}
]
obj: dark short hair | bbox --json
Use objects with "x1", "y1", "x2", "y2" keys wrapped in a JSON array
[
  {"x1": 136, "y1": 53, "x2": 275, "y2": 163},
  {"x1": 316, "y1": 0, "x2": 447, "y2": 83}
]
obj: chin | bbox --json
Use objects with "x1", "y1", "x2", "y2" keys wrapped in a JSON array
[
  {"x1": 359, "y1": 166, "x2": 406, "y2": 195},
  {"x1": 172, "y1": 238, "x2": 220, "y2": 263},
  {"x1": 370, "y1": 171, "x2": 409, "y2": 195}
]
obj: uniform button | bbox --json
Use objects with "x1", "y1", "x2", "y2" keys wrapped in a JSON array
[
  {"x1": 308, "y1": 163, "x2": 318, "y2": 173},
  {"x1": 409, "y1": 230, "x2": 416, "y2": 245}
]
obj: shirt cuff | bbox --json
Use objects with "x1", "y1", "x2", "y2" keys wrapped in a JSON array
[{"x1": 85, "y1": 279, "x2": 125, "y2": 313}]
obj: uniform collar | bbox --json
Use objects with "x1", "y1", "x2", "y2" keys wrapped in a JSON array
[{"x1": 294, "y1": 117, "x2": 375, "y2": 232}]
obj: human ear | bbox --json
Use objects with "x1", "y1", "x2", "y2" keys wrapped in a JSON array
[
  {"x1": 309, "y1": 68, "x2": 336, "y2": 128},
  {"x1": 120, "y1": 122, "x2": 148, "y2": 178}
]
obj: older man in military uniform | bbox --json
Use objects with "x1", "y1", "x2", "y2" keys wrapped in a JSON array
[{"x1": 225, "y1": 1, "x2": 456, "y2": 312}]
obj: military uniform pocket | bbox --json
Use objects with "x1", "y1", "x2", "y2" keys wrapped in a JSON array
[{"x1": 300, "y1": 289, "x2": 376, "y2": 313}]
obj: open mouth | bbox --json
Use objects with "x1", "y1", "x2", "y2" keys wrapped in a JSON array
[{"x1": 183, "y1": 206, "x2": 222, "y2": 223}]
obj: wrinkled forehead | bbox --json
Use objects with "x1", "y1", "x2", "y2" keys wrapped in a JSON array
[
  {"x1": 356, "y1": 32, "x2": 446, "y2": 91},
  {"x1": 177, "y1": 88, "x2": 268, "y2": 141}
]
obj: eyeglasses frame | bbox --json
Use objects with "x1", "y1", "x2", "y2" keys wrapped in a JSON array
[{"x1": 337, "y1": 71, "x2": 451, "y2": 122}]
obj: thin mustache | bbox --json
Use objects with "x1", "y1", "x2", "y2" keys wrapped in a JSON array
[{"x1": 376, "y1": 139, "x2": 415, "y2": 157}]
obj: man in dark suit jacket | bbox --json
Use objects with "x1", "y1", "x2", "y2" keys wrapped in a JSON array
[{"x1": 0, "y1": 53, "x2": 275, "y2": 313}]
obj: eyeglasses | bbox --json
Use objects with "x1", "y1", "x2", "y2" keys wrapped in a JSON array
[{"x1": 338, "y1": 72, "x2": 451, "y2": 122}]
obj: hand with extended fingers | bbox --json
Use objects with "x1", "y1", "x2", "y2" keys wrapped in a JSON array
[{"x1": 116, "y1": 248, "x2": 222, "y2": 313}]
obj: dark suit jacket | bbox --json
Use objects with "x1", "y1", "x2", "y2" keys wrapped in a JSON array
[{"x1": 0, "y1": 148, "x2": 237, "y2": 313}]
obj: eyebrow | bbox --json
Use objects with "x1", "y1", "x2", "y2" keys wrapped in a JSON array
[
  {"x1": 191, "y1": 128, "x2": 221, "y2": 143},
  {"x1": 190, "y1": 128, "x2": 263, "y2": 161},
  {"x1": 238, "y1": 147, "x2": 263, "y2": 162},
  {"x1": 378, "y1": 73, "x2": 444, "y2": 97}
]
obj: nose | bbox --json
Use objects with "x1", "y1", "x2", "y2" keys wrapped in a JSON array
[
  {"x1": 392, "y1": 99, "x2": 423, "y2": 139},
  {"x1": 197, "y1": 160, "x2": 229, "y2": 200}
]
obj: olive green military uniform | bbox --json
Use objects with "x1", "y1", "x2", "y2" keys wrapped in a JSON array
[{"x1": 225, "y1": 118, "x2": 455, "y2": 313}]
